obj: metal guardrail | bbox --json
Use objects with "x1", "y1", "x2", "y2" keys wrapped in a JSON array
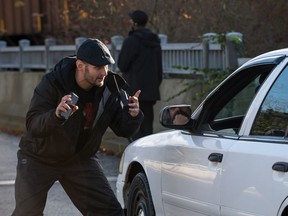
[{"x1": 0, "y1": 33, "x2": 243, "y2": 74}]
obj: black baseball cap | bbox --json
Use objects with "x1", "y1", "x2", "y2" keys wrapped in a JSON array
[
  {"x1": 76, "y1": 38, "x2": 115, "y2": 66},
  {"x1": 129, "y1": 10, "x2": 148, "y2": 26}
]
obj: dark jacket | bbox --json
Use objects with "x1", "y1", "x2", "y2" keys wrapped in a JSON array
[
  {"x1": 19, "y1": 56, "x2": 143, "y2": 165},
  {"x1": 117, "y1": 27, "x2": 163, "y2": 101}
]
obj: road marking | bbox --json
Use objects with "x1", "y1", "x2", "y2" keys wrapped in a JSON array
[
  {"x1": 0, "y1": 180, "x2": 15, "y2": 186},
  {"x1": 0, "y1": 176, "x2": 117, "y2": 186},
  {"x1": 107, "y1": 176, "x2": 118, "y2": 181}
]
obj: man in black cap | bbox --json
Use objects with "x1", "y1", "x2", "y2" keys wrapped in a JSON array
[
  {"x1": 118, "y1": 9, "x2": 163, "y2": 141},
  {"x1": 12, "y1": 38, "x2": 143, "y2": 216}
]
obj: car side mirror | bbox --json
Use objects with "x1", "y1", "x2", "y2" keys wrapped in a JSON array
[{"x1": 160, "y1": 105, "x2": 192, "y2": 129}]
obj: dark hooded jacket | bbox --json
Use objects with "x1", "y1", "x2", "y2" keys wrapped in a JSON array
[
  {"x1": 117, "y1": 27, "x2": 163, "y2": 101},
  {"x1": 19, "y1": 56, "x2": 143, "y2": 165}
]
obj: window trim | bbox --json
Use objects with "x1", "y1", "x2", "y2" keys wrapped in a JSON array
[{"x1": 239, "y1": 135, "x2": 288, "y2": 144}]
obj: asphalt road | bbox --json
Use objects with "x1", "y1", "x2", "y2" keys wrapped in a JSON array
[{"x1": 0, "y1": 132, "x2": 121, "y2": 216}]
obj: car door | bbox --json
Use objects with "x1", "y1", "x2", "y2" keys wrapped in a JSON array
[
  {"x1": 161, "y1": 55, "x2": 286, "y2": 216},
  {"x1": 220, "y1": 58, "x2": 288, "y2": 215},
  {"x1": 161, "y1": 132, "x2": 231, "y2": 216}
]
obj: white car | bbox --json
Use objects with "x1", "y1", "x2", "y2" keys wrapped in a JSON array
[{"x1": 116, "y1": 48, "x2": 288, "y2": 216}]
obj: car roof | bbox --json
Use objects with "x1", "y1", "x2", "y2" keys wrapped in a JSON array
[
  {"x1": 255, "y1": 48, "x2": 288, "y2": 58},
  {"x1": 243, "y1": 48, "x2": 288, "y2": 66}
]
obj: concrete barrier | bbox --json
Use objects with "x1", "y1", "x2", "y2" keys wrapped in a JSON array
[{"x1": 0, "y1": 72, "x2": 45, "y2": 130}]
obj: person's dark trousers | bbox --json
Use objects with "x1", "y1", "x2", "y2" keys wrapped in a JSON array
[
  {"x1": 131, "y1": 100, "x2": 155, "y2": 141},
  {"x1": 12, "y1": 150, "x2": 124, "y2": 216}
]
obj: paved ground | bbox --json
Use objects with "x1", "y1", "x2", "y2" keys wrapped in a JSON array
[{"x1": 0, "y1": 132, "x2": 124, "y2": 216}]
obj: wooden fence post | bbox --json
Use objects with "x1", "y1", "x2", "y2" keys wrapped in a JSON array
[
  {"x1": 110, "y1": 35, "x2": 124, "y2": 71},
  {"x1": 45, "y1": 38, "x2": 56, "y2": 73},
  {"x1": 202, "y1": 33, "x2": 217, "y2": 69},
  {"x1": 75, "y1": 37, "x2": 87, "y2": 53},
  {"x1": 0, "y1": 40, "x2": 6, "y2": 48},
  {"x1": 225, "y1": 32, "x2": 243, "y2": 69},
  {"x1": 19, "y1": 39, "x2": 30, "y2": 73},
  {"x1": 158, "y1": 34, "x2": 168, "y2": 44}
]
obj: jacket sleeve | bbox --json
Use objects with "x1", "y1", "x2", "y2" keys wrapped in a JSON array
[
  {"x1": 117, "y1": 36, "x2": 140, "y2": 73},
  {"x1": 25, "y1": 75, "x2": 64, "y2": 137},
  {"x1": 157, "y1": 45, "x2": 163, "y2": 86},
  {"x1": 110, "y1": 108, "x2": 144, "y2": 138}
]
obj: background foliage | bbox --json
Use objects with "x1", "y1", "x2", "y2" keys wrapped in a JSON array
[{"x1": 50, "y1": 0, "x2": 288, "y2": 57}]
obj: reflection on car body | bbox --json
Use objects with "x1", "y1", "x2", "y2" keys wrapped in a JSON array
[{"x1": 116, "y1": 48, "x2": 288, "y2": 216}]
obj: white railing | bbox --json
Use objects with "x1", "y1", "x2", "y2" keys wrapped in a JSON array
[
  {"x1": 0, "y1": 33, "x2": 243, "y2": 74},
  {"x1": 160, "y1": 43, "x2": 225, "y2": 73}
]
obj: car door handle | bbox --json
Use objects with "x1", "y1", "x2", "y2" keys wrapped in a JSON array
[
  {"x1": 272, "y1": 162, "x2": 288, "y2": 172},
  {"x1": 208, "y1": 153, "x2": 223, "y2": 163}
]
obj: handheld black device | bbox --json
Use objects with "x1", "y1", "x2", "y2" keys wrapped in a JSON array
[
  {"x1": 114, "y1": 75, "x2": 129, "y2": 111},
  {"x1": 119, "y1": 89, "x2": 129, "y2": 108},
  {"x1": 60, "y1": 92, "x2": 79, "y2": 120}
]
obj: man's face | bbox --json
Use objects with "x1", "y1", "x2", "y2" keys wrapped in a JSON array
[
  {"x1": 130, "y1": 19, "x2": 137, "y2": 31},
  {"x1": 83, "y1": 63, "x2": 108, "y2": 87}
]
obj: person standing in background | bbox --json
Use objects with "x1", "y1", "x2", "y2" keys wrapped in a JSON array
[{"x1": 118, "y1": 9, "x2": 163, "y2": 141}]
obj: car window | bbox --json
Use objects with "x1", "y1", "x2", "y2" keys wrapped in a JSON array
[
  {"x1": 214, "y1": 70, "x2": 270, "y2": 120},
  {"x1": 198, "y1": 64, "x2": 275, "y2": 135},
  {"x1": 250, "y1": 65, "x2": 288, "y2": 137},
  {"x1": 211, "y1": 75, "x2": 261, "y2": 134}
]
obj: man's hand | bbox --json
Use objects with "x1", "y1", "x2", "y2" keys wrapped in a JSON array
[
  {"x1": 55, "y1": 94, "x2": 79, "y2": 119},
  {"x1": 128, "y1": 90, "x2": 141, "y2": 117}
]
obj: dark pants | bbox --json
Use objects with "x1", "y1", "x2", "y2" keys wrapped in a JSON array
[
  {"x1": 12, "y1": 150, "x2": 124, "y2": 216},
  {"x1": 132, "y1": 100, "x2": 155, "y2": 141}
]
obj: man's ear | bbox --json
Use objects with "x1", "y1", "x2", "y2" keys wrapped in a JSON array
[
  {"x1": 76, "y1": 60, "x2": 86, "y2": 72},
  {"x1": 131, "y1": 22, "x2": 138, "y2": 28}
]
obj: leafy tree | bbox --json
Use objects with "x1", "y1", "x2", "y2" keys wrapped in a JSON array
[{"x1": 3, "y1": 0, "x2": 285, "y2": 59}]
